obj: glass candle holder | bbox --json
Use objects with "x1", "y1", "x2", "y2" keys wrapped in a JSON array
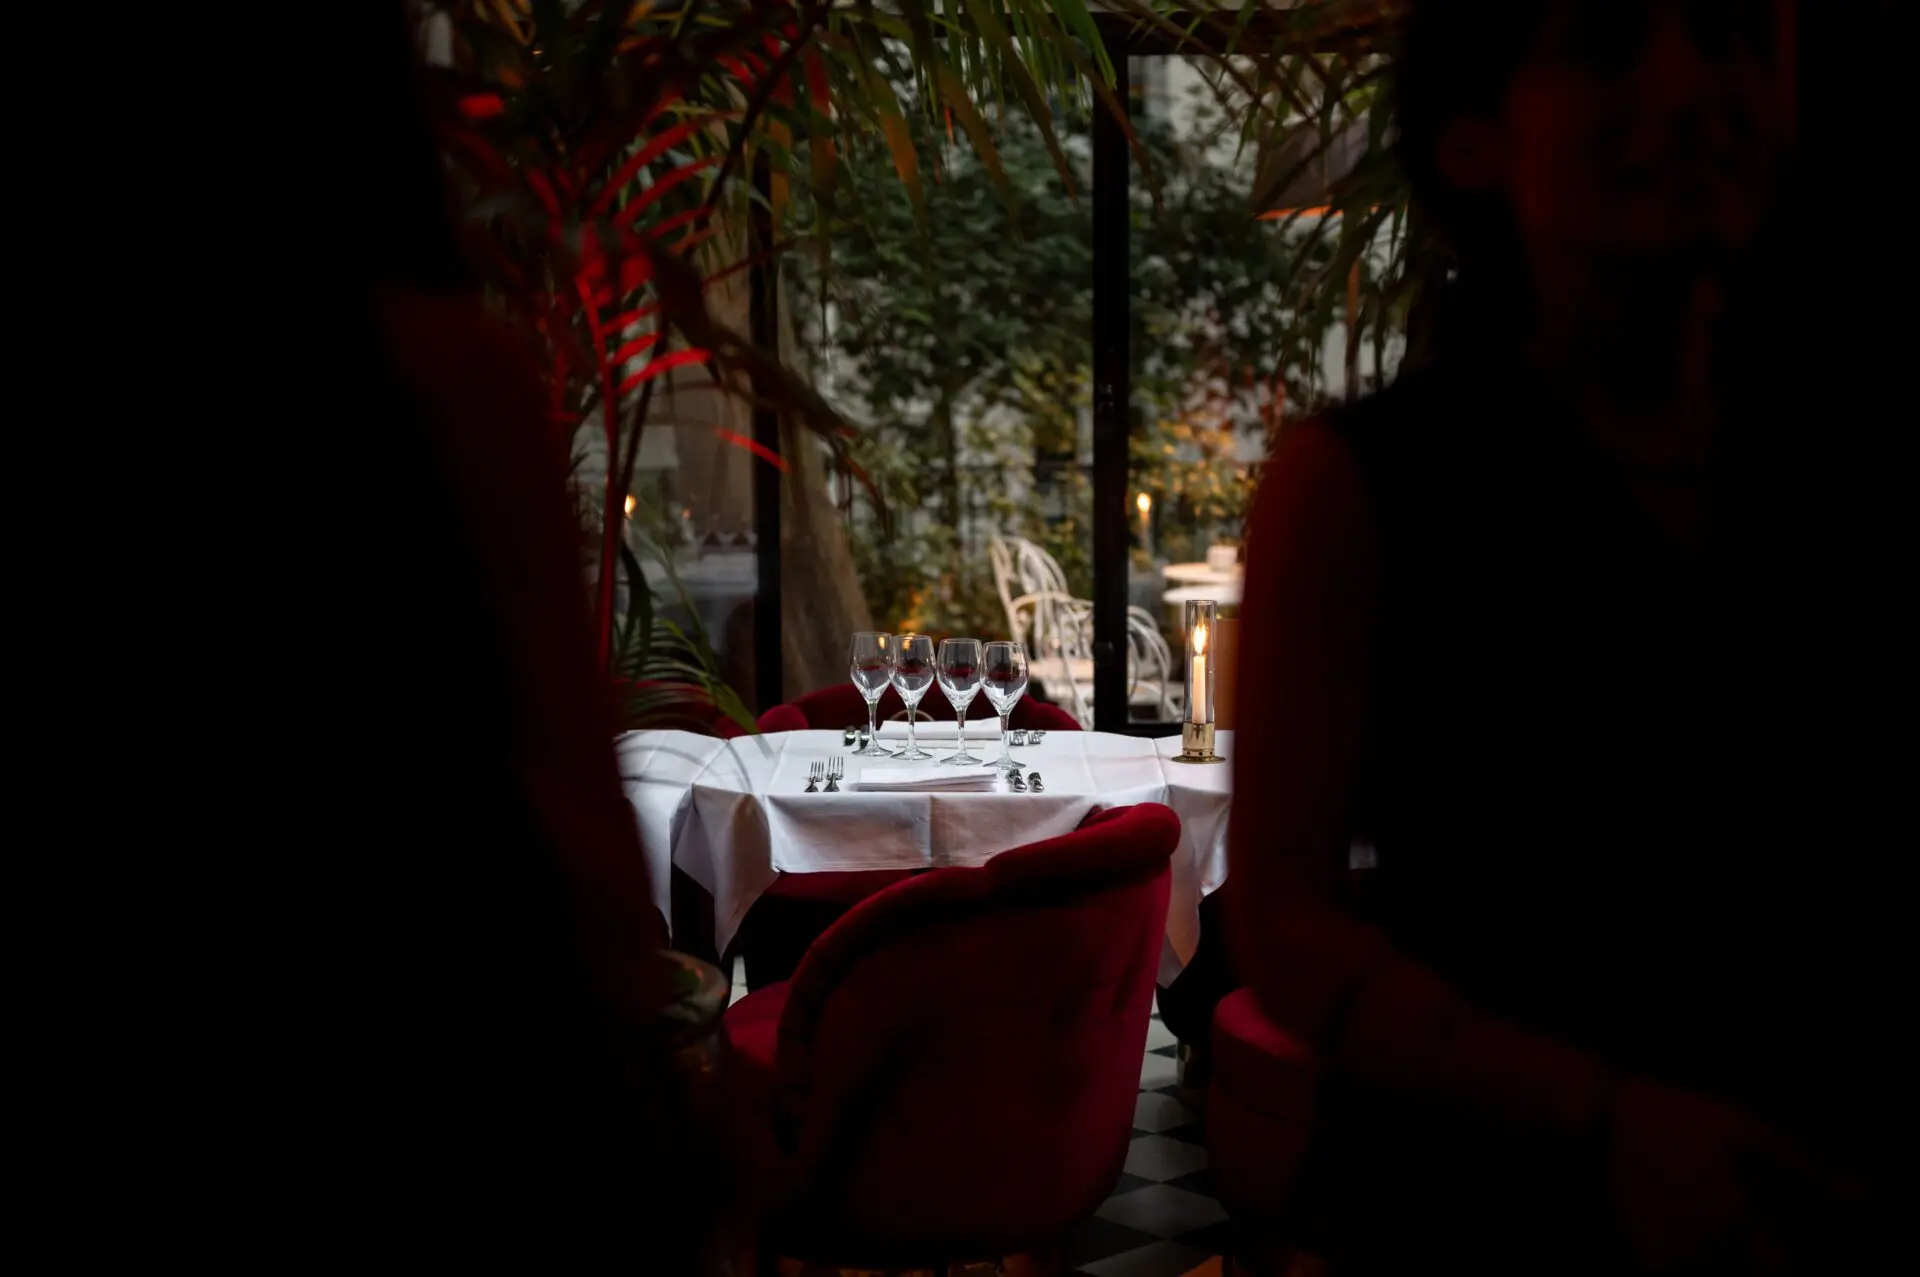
[{"x1": 1175, "y1": 598, "x2": 1224, "y2": 763}]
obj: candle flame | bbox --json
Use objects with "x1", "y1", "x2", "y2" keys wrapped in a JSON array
[
  {"x1": 1193, "y1": 621, "x2": 1208, "y2": 656},
  {"x1": 623, "y1": 494, "x2": 636, "y2": 518},
  {"x1": 1136, "y1": 492, "x2": 1152, "y2": 516}
]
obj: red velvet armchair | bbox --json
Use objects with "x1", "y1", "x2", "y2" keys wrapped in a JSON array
[
  {"x1": 723, "y1": 803, "x2": 1180, "y2": 1270},
  {"x1": 1206, "y1": 987, "x2": 1318, "y2": 1274}
]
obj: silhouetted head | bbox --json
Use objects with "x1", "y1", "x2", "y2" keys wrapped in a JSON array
[{"x1": 1398, "y1": 0, "x2": 1789, "y2": 298}]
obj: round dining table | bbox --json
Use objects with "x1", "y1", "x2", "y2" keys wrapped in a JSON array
[
  {"x1": 615, "y1": 727, "x2": 1233, "y2": 988},
  {"x1": 1161, "y1": 561, "x2": 1244, "y2": 606},
  {"x1": 1163, "y1": 561, "x2": 1243, "y2": 586}
]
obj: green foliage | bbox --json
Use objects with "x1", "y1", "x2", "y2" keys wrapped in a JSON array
[
  {"x1": 438, "y1": 1, "x2": 1420, "y2": 714},
  {"x1": 795, "y1": 78, "x2": 1347, "y2": 637},
  {"x1": 431, "y1": 1, "x2": 1169, "y2": 721},
  {"x1": 611, "y1": 540, "x2": 757, "y2": 734},
  {"x1": 790, "y1": 102, "x2": 1093, "y2": 636},
  {"x1": 1130, "y1": 80, "x2": 1342, "y2": 563}
]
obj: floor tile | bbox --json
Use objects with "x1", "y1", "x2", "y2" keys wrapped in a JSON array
[
  {"x1": 1070, "y1": 1214, "x2": 1162, "y2": 1266},
  {"x1": 1140, "y1": 1052, "x2": 1180, "y2": 1091},
  {"x1": 1078, "y1": 1239, "x2": 1214, "y2": 1277},
  {"x1": 1162, "y1": 1167, "x2": 1215, "y2": 1199},
  {"x1": 1096, "y1": 1184, "x2": 1229, "y2": 1238},
  {"x1": 1145, "y1": 1018, "x2": 1179, "y2": 1051},
  {"x1": 1123, "y1": 1134, "x2": 1210, "y2": 1183},
  {"x1": 1109, "y1": 1171, "x2": 1156, "y2": 1197},
  {"x1": 1165, "y1": 1218, "x2": 1238, "y2": 1256},
  {"x1": 1149, "y1": 1043, "x2": 1181, "y2": 1059},
  {"x1": 1158, "y1": 1119, "x2": 1207, "y2": 1146},
  {"x1": 1134, "y1": 1091, "x2": 1196, "y2": 1134}
]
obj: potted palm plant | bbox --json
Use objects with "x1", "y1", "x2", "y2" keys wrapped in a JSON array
[{"x1": 424, "y1": 0, "x2": 1180, "y2": 731}]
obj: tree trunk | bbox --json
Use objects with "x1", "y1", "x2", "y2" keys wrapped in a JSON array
[
  {"x1": 934, "y1": 387, "x2": 961, "y2": 532},
  {"x1": 779, "y1": 423, "x2": 873, "y2": 698},
  {"x1": 1344, "y1": 257, "x2": 1362, "y2": 402},
  {"x1": 777, "y1": 273, "x2": 873, "y2": 700},
  {"x1": 631, "y1": 223, "x2": 870, "y2": 708}
]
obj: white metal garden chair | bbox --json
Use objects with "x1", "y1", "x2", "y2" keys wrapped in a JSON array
[{"x1": 989, "y1": 535, "x2": 1180, "y2": 726}]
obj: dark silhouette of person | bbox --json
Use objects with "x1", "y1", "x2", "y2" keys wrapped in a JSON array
[
  {"x1": 217, "y1": 4, "x2": 727, "y2": 1268},
  {"x1": 1229, "y1": 1, "x2": 1893, "y2": 1272}
]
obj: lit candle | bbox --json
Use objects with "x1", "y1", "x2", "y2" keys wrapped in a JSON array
[
  {"x1": 1189, "y1": 619, "x2": 1208, "y2": 724},
  {"x1": 623, "y1": 494, "x2": 636, "y2": 518}
]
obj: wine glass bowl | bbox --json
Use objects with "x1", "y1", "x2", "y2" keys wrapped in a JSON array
[
  {"x1": 848, "y1": 632, "x2": 895, "y2": 757},
  {"x1": 890, "y1": 634, "x2": 937, "y2": 761},
  {"x1": 982, "y1": 641, "x2": 1030, "y2": 773},
  {"x1": 936, "y1": 637, "x2": 986, "y2": 765}
]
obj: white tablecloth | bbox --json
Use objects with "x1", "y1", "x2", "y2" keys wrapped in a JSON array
[
  {"x1": 615, "y1": 728, "x2": 1233, "y2": 986},
  {"x1": 1162, "y1": 561, "x2": 1244, "y2": 587}
]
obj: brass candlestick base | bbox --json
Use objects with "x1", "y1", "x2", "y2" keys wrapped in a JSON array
[{"x1": 1172, "y1": 720, "x2": 1224, "y2": 764}]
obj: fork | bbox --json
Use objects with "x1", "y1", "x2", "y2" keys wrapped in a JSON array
[
  {"x1": 805, "y1": 760, "x2": 823, "y2": 793},
  {"x1": 824, "y1": 756, "x2": 844, "y2": 793}
]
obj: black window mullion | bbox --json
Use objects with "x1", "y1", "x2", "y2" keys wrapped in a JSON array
[
  {"x1": 749, "y1": 156, "x2": 782, "y2": 713},
  {"x1": 1090, "y1": 53, "x2": 1132, "y2": 733}
]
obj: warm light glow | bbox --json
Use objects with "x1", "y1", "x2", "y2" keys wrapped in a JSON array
[
  {"x1": 1136, "y1": 492, "x2": 1152, "y2": 516},
  {"x1": 623, "y1": 494, "x2": 636, "y2": 518},
  {"x1": 1192, "y1": 621, "x2": 1209, "y2": 657}
]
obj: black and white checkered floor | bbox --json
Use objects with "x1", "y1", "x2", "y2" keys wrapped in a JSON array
[
  {"x1": 729, "y1": 964, "x2": 1228, "y2": 1277},
  {"x1": 1066, "y1": 1010, "x2": 1229, "y2": 1277}
]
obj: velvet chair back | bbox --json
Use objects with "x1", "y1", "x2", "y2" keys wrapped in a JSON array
[
  {"x1": 757, "y1": 680, "x2": 1082, "y2": 735},
  {"x1": 768, "y1": 803, "x2": 1178, "y2": 1258}
]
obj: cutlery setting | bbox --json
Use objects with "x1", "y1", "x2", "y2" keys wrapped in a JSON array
[
  {"x1": 832, "y1": 725, "x2": 1047, "y2": 752},
  {"x1": 809, "y1": 728, "x2": 1046, "y2": 792}
]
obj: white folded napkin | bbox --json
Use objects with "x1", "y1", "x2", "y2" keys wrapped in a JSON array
[
  {"x1": 875, "y1": 719, "x2": 1000, "y2": 740},
  {"x1": 851, "y1": 765, "x2": 999, "y2": 792}
]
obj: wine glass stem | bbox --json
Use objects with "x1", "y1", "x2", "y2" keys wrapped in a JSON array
[
  {"x1": 999, "y1": 713, "x2": 1012, "y2": 769},
  {"x1": 866, "y1": 697, "x2": 879, "y2": 748},
  {"x1": 907, "y1": 706, "x2": 917, "y2": 756},
  {"x1": 957, "y1": 701, "x2": 967, "y2": 751}
]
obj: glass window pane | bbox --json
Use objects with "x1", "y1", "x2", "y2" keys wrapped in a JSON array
[
  {"x1": 1127, "y1": 54, "x2": 1404, "y2": 725},
  {"x1": 606, "y1": 267, "x2": 763, "y2": 723},
  {"x1": 783, "y1": 107, "x2": 1096, "y2": 725}
]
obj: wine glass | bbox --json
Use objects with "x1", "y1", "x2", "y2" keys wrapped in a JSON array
[
  {"x1": 936, "y1": 637, "x2": 986, "y2": 765},
  {"x1": 848, "y1": 632, "x2": 895, "y2": 757},
  {"x1": 982, "y1": 641, "x2": 1030, "y2": 773},
  {"x1": 890, "y1": 634, "x2": 936, "y2": 760}
]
